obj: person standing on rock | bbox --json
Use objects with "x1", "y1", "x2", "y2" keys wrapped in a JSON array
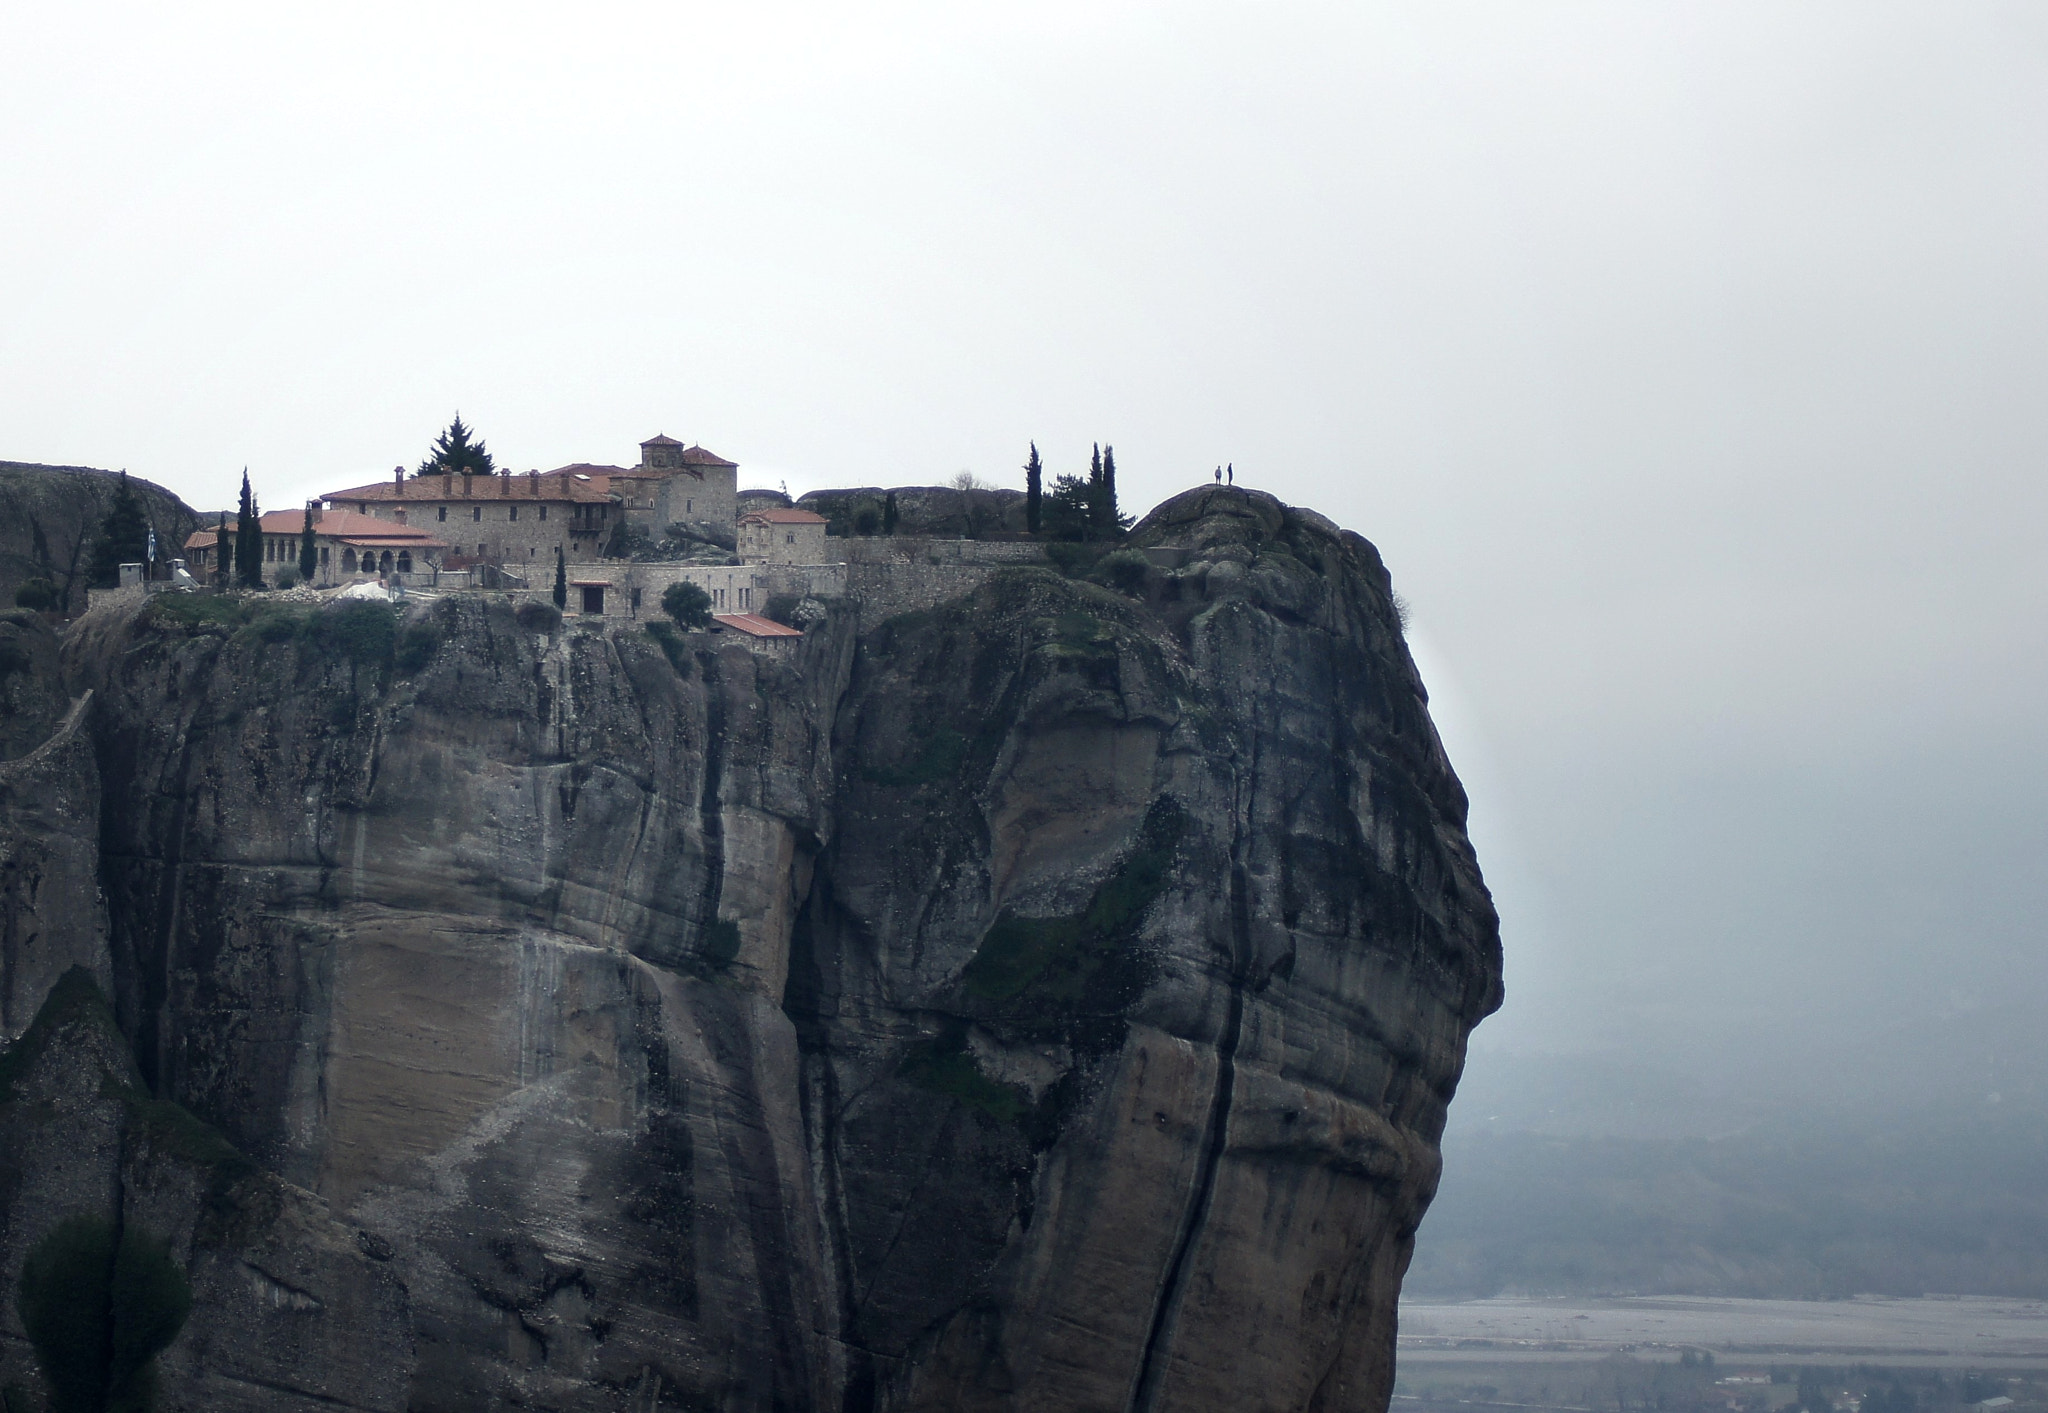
[
  {"x1": 1214, "y1": 466, "x2": 1222, "y2": 484},
  {"x1": 1226, "y1": 463, "x2": 1235, "y2": 485}
]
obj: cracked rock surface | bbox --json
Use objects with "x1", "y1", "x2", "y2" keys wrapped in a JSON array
[{"x1": 0, "y1": 486, "x2": 1499, "y2": 1412}]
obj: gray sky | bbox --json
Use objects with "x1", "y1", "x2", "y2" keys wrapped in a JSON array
[{"x1": 7, "y1": 2, "x2": 2044, "y2": 1125}]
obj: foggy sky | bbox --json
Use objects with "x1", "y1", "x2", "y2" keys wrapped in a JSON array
[{"x1": 6, "y1": 2, "x2": 2044, "y2": 1128}]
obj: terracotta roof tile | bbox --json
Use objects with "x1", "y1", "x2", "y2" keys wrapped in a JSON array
[
  {"x1": 712, "y1": 613, "x2": 802, "y2": 638},
  {"x1": 322, "y1": 471, "x2": 613, "y2": 505}
]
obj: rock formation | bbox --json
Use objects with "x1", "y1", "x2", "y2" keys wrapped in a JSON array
[
  {"x1": 0, "y1": 463, "x2": 199, "y2": 612},
  {"x1": 0, "y1": 484, "x2": 1500, "y2": 1411}
]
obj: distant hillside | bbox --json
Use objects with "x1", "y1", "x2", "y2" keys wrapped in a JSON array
[
  {"x1": 1409, "y1": 1108, "x2": 2048, "y2": 1299},
  {"x1": 0, "y1": 463, "x2": 199, "y2": 611}
]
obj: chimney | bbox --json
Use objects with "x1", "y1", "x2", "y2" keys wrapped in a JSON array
[
  {"x1": 462, "y1": 473, "x2": 472, "y2": 496},
  {"x1": 528, "y1": 469, "x2": 539, "y2": 496},
  {"x1": 394, "y1": 464, "x2": 404, "y2": 489}
]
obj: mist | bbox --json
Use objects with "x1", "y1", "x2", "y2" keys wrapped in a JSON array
[{"x1": 7, "y1": 1, "x2": 2047, "y2": 1289}]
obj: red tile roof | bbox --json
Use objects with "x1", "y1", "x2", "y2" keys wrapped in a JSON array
[
  {"x1": 323, "y1": 471, "x2": 613, "y2": 505},
  {"x1": 183, "y1": 510, "x2": 448, "y2": 552},
  {"x1": 678, "y1": 445, "x2": 737, "y2": 468},
  {"x1": 739, "y1": 508, "x2": 826, "y2": 525},
  {"x1": 712, "y1": 613, "x2": 803, "y2": 638},
  {"x1": 640, "y1": 434, "x2": 683, "y2": 448}
]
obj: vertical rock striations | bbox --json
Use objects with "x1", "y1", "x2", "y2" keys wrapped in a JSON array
[{"x1": 0, "y1": 485, "x2": 1499, "y2": 1411}]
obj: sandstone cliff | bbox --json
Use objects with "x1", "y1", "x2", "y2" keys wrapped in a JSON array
[{"x1": 0, "y1": 485, "x2": 1500, "y2": 1412}]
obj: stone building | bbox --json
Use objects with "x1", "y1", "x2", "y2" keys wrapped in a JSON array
[
  {"x1": 183, "y1": 508, "x2": 447, "y2": 586},
  {"x1": 320, "y1": 468, "x2": 617, "y2": 574},
  {"x1": 562, "y1": 436, "x2": 740, "y2": 535},
  {"x1": 738, "y1": 507, "x2": 828, "y2": 565}
]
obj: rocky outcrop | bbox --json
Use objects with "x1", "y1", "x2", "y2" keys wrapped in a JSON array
[
  {"x1": 0, "y1": 463, "x2": 199, "y2": 612},
  {"x1": 0, "y1": 485, "x2": 1500, "y2": 1411},
  {"x1": 799, "y1": 484, "x2": 1030, "y2": 539}
]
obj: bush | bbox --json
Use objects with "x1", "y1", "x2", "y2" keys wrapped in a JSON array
[
  {"x1": 317, "y1": 600, "x2": 397, "y2": 667},
  {"x1": 395, "y1": 621, "x2": 441, "y2": 675},
  {"x1": 644, "y1": 619, "x2": 691, "y2": 674},
  {"x1": 1046, "y1": 542, "x2": 1102, "y2": 578},
  {"x1": 1093, "y1": 549, "x2": 1149, "y2": 594},
  {"x1": 661, "y1": 581, "x2": 713, "y2": 630},
  {"x1": 13, "y1": 579, "x2": 55, "y2": 612},
  {"x1": 18, "y1": 1215, "x2": 190, "y2": 1413},
  {"x1": 513, "y1": 601, "x2": 561, "y2": 635},
  {"x1": 273, "y1": 564, "x2": 300, "y2": 590}
]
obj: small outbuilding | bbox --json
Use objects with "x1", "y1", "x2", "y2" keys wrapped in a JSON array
[{"x1": 737, "y1": 508, "x2": 828, "y2": 565}]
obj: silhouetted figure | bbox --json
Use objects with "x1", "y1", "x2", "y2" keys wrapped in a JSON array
[
  {"x1": 1226, "y1": 463, "x2": 1234, "y2": 485},
  {"x1": 1214, "y1": 466, "x2": 1222, "y2": 484}
]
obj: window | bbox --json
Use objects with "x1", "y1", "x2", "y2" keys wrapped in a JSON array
[
  {"x1": 539, "y1": 505, "x2": 547, "y2": 521},
  {"x1": 438, "y1": 506, "x2": 447, "y2": 522},
  {"x1": 396, "y1": 551, "x2": 412, "y2": 573},
  {"x1": 785, "y1": 531, "x2": 795, "y2": 545},
  {"x1": 472, "y1": 506, "x2": 481, "y2": 521},
  {"x1": 343, "y1": 549, "x2": 357, "y2": 572},
  {"x1": 686, "y1": 499, "x2": 692, "y2": 514},
  {"x1": 509, "y1": 506, "x2": 518, "y2": 521},
  {"x1": 320, "y1": 547, "x2": 329, "y2": 565}
]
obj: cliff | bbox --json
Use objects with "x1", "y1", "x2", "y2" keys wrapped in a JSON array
[
  {"x1": 0, "y1": 463, "x2": 200, "y2": 612},
  {"x1": 0, "y1": 485, "x2": 1500, "y2": 1412}
]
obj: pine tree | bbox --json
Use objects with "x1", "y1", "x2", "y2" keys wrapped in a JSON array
[
  {"x1": 235, "y1": 470, "x2": 263, "y2": 589},
  {"x1": 87, "y1": 472, "x2": 151, "y2": 588},
  {"x1": 881, "y1": 492, "x2": 898, "y2": 535},
  {"x1": 299, "y1": 505, "x2": 318, "y2": 583},
  {"x1": 418, "y1": 415, "x2": 494, "y2": 477},
  {"x1": 1024, "y1": 443, "x2": 1043, "y2": 534},
  {"x1": 552, "y1": 545, "x2": 567, "y2": 609}
]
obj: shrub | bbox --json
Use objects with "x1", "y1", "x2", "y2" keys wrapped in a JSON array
[
  {"x1": 13, "y1": 579, "x2": 55, "y2": 612},
  {"x1": 395, "y1": 621, "x2": 441, "y2": 675},
  {"x1": 1093, "y1": 549, "x2": 1149, "y2": 594},
  {"x1": 1045, "y1": 542, "x2": 1102, "y2": 578},
  {"x1": 273, "y1": 564, "x2": 300, "y2": 590},
  {"x1": 18, "y1": 1215, "x2": 190, "y2": 1413},
  {"x1": 644, "y1": 620, "x2": 691, "y2": 674},
  {"x1": 661, "y1": 581, "x2": 713, "y2": 630},
  {"x1": 317, "y1": 600, "x2": 397, "y2": 667},
  {"x1": 513, "y1": 601, "x2": 560, "y2": 635}
]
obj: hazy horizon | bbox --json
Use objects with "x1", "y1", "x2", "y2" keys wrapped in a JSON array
[{"x1": 9, "y1": 2, "x2": 2046, "y2": 1187}]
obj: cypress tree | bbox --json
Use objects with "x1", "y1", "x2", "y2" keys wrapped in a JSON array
[
  {"x1": 1087, "y1": 444, "x2": 1103, "y2": 540},
  {"x1": 214, "y1": 514, "x2": 231, "y2": 587},
  {"x1": 299, "y1": 505, "x2": 318, "y2": 583},
  {"x1": 1024, "y1": 443, "x2": 1042, "y2": 534},
  {"x1": 87, "y1": 472, "x2": 151, "y2": 588},
  {"x1": 882, "y1": 491, "x2": 898, "y2": 536},
  {"x1": 235, "y1": 470, "x2": 263, "y2": 589},
  {"x1": 1100, "y1": 444, "x2": 1120, "y2": 538},
  {"x1": 552, "y1": 545, "x2": 567, "y2": 609}
]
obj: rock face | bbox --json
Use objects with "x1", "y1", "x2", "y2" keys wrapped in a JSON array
[
  {"x1": 0, "y1": 463, "x2": 199, "y2": 611},
  {"x1": 0, "y1": 485, "x2": 1500, "y2": 1411}
]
